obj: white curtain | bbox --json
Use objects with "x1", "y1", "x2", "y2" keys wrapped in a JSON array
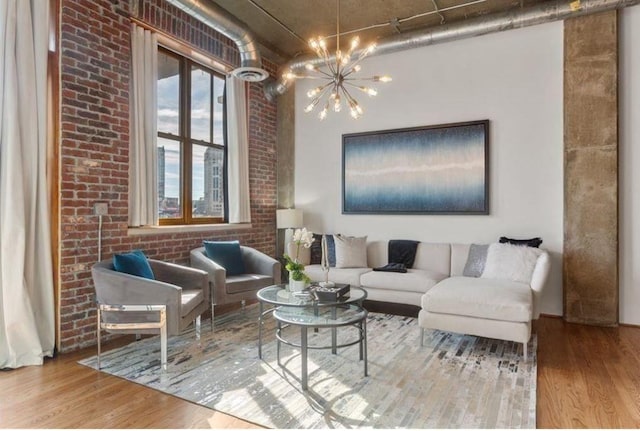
[
  {"x1": 0, "y1": 0, "x2": 55, "y2": 368},
  {"x1": 128, "y1": 24, "x2": 158, "y2": 227},
  {"x1": 226, "y1": 75, "x2": 251, "y2": 223}
]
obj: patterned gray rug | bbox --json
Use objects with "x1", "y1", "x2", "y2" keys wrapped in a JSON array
[{"x1": 79, "y1": 306, "x2": 536, "y2": 428}]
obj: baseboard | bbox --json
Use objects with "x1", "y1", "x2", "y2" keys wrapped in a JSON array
[
  {"x1": 363, "y1": 300, "x2": 420, "y2": 318},
  {"x1": 539, "y1": 313, "x2": 563, "y2": 319}
]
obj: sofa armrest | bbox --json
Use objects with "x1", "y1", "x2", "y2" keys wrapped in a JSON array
[
  {"x1": 530, "y1": 251, "x2": 551, "y2": 319},
  {"x1": 241, "y1": 246, "x2": 281, "y2": 283}
]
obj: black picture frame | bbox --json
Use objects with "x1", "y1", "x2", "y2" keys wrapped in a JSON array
[{"x1": 342, "y1": 120, "x2": 489, "y2": 215}]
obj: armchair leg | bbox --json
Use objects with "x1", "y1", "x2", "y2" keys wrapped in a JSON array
[
  {"x1": 195, "y1": 315, "x2": 201, "y2": 340},
  {"x1": 211, "y1": 303, "x2": 215, "y2": 332},
  {"x1": 135, "y1": 334, "x2": 141, "y2": 341},
  {"x1": 523, "y1": 342, "x2": 528, "y2": 362},
  {"x1": 420, "y1": 328, "x2": 424, "y2": 347},
  {"x1": 160, "y1": 320, "x2": 167, "y2": 371},
  {"x1": 241, "y1": 299, "x2": 246, "y2": 311},
  {"x1": 96, "y1": 306, "x2": 101, "y2": 370}
]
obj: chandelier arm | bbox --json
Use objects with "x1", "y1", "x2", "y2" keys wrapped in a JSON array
[
  {"x1": 309, "y1": 68, "x2": 334, "y2": 78},
  {"x1": 321, "y1": 51, "x2": 337, "y2": 75},
  {"x1": 315, "y1": 81, "x2": 335, "y2": 94},
  {"x1": 340, "y1": 55, "x2": 368, "y2": 77},
  {"x1": 301, "y1": 75, "x2": 334, "y2": 80},
  {"x1": 312, "y1": 84, "x2": 334, "y2": 105},
  {"x1": 341, "y1": 85, "x2": 358, "y2": 104},
  {"x1": 342, "y1": 82, "x2": 368, "y2": 90},
  {"x1": 343, "y1": 76, "x2": 377, "y2": 81}
]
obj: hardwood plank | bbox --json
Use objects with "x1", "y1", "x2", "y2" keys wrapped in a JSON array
[
  {"x1": 0, "y1": 335, "x2": 260, "y2": 429},
  {"x1": 536, "y1": 317, "x2": 640, "y2": 428},
  {"x1": 2, "y1": 316, "x2": 640, "y2": 428}
]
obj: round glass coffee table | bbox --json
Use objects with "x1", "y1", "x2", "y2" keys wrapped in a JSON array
[
  {"x1": 256, "y1": 284, "x2": 367, "y2": 359},
  {"x1": 273, "y1": 304, "x2": 367, "y2": 391}
]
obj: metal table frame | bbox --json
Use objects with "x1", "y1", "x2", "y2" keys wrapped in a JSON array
[
  {"x1": 256, "y1": 284, "x2": 367, "y2": 359},
  {"x1": 273, "y1": 304, "x2": 368, "y2": 391}
]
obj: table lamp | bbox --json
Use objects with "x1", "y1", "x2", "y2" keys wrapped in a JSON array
[{"x1": 276, "y1": 208, "x2": 303, "y2": 247}]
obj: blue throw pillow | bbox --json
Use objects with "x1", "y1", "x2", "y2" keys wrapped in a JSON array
[
  {"x1": 113, "y1": 250, "x2": 155, "y2": 279},
  {"x1": 203, "y1": 240, "x2": 246, "y2": 276}
]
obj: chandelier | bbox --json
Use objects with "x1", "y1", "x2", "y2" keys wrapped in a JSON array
[{"x1": 282, "y1": 0, "x2": 391, "y2": 120}]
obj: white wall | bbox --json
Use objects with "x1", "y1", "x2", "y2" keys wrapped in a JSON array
[
  {"x1": 620, "y1": 6, "x2": 640, "y2": 325},
  {"x1": 294, "y1": 22, "x2": 564, "y2": 316}
]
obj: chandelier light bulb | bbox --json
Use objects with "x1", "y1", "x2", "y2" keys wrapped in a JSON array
[
  {"x1": 359, "y1": 86, "x2": 377, "y2": 96},
  {"x1": 307, "y1": 86, "x2": 322, "y2": 98},
  {"x1": 365, "y1": 43, "x2": 376, "y2": 54},
  {"x1": 305, "y1": 63, "x2": 316, "y2": 71},
  {"x1": 334, "y1": 94, "x2": 342, "y2": 112},
  {"x1": 374, "y1": 75, "x2": 392, "y2": 83},
  {"x1": 353, "y1": 65, "x2": 361, "y2": 73},
  {"x1": 350, "y1": 36, "x2": 360, "y2": 51},
  {"x1": 283, "y1": 70, "x2": 297, "y2": 80},
  {"x1": 304, "y1": 99, "x2": 319, "y2": 113},
  {"x1": 319, "y1": 104, "x2": 329, "y2": 120}
]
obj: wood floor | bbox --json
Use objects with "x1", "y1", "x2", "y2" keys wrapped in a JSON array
[{"x1": 1, "y1": 315, "x2": 639, "y2": 428}]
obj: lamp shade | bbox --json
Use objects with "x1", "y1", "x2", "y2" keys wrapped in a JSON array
[{"x1": 276, "y1": 208, "x2": 303, "y2": 229}]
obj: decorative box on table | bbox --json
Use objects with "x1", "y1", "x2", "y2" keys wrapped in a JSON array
[{"x1": 313, "y1": 283, "x2": 350, "y2": 301}]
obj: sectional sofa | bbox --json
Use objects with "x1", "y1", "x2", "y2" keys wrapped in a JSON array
[{"x1": 296, "y1": 240, "x2": 550, "y2": 359}]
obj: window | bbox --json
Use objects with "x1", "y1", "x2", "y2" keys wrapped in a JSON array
[{"x1": 156, "y1": 47, "x2": 226, "y2": 224}]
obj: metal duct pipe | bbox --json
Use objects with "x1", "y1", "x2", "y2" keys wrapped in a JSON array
[
  {"x1": 165, "y1": 0, "x2": 269, "y2": 82},
  {"x1": 264, "y1": 0, "x2": 640, "y2": 100}
]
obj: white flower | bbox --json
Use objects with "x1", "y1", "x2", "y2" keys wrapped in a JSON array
[{"x1": 292, "y1": 227, "x2": 315, "y2": 249}]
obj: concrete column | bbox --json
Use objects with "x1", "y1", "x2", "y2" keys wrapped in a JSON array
[
  {"x1": 563, "y1": 11, "x2": 618, "y2": 326},
  {"x1": 276, "y1": 86, "x2": 295, "y2": 258}
]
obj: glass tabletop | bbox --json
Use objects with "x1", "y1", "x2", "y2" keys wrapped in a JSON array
[
  {"x1": 256, "y1": 284, "x2": 367, "y2": 307},
  {"x1": 273, "y1": 304, "x2": 367, "y2": 327}
]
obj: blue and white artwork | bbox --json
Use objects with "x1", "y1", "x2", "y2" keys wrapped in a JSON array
[{"x1": 342, "y1": 121, "x2": 489, "y2": 214}]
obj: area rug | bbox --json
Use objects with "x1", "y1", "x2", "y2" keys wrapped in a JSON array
[{"x1": 79, "y1": 306, "x2": 536, "y2": 428}]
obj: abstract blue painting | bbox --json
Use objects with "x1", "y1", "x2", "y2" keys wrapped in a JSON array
[{"x1": 342, "y1": 120, "x2": 489, "y2": 214}]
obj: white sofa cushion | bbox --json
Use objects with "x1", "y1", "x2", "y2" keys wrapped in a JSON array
[
  {"x1": 481, "y1": 243, "x2": 542, "y2": 284},
  {"x1": 422, "y1": 276, "x2": 532, "y2": 322},
  {"x1": 361, "y1": 268, "x2": 447, "y2": 294},
  {"x1": 412, "y1": 243, "x2": 451, "y2": 274},
  {"x1": 304, "y1": 264, "x2": 371, "y2": 287},
  {"x1": 450, "y1": 243, "x2": 471, "y2": 276},
  {"x1": 334, "y1": 235, "x2": 368, "y2": 268}
]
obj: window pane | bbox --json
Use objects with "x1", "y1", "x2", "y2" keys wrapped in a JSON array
[
  {"x1": 192, "y1": 144, "x2": 224, "y2": 218},
  {"x1": 157, "y1": 52, "x2": 180, "y2": 135},
  {"x1": 157, "y1": 137, "x2": 182, "y2": 219},
  {"x1": 213, "y1": 75, "x2": 225, "y2": 146},
  {"x1": 191, "y1": 66, "x2": 211, "y2": 142}
]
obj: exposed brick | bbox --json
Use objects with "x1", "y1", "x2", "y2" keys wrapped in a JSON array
[{"x1": 58, "y1": 0, "x2": 279, "y2": 353}]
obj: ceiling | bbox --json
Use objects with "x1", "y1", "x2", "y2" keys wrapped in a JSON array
[{"x1": 209, "y1": 0, "x2": 552, "y2": 62}]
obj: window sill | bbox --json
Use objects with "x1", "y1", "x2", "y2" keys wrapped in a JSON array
[{"x1": 128, "y1": 223, "x2": 253, "y2": 236}]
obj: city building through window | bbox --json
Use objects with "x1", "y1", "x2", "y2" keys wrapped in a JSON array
[{"x1": 157, "y1": 47, "x2": 226, "y2": 225}]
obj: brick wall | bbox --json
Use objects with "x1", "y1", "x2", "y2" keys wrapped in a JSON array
[{"x1": 59, "y1": 0, "x2": 278, "y2": 352}]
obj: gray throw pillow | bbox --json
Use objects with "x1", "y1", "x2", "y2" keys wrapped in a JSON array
[{"x1": 463, "y1": 244, "x2": 489, "y2": 277}]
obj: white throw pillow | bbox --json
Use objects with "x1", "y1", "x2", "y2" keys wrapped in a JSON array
[
  {"x1": 481, "y1": 243, "x2": 542, "y2": 284},
  {"x1": 334, "y1": 235, "x2": 368, "y2": 268}
]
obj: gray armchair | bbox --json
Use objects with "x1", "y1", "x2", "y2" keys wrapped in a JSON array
[
  {"x1": 91, "y1": 259, "x2": 210, "y2": 370},
  {"x1": 190, "y1": 246, "x2": 281, "y2": 322}
]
